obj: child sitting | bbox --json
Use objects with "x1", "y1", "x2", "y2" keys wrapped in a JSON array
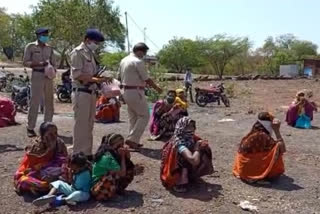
[{"x1": 32, "y1": 152, "x2": 91, "y2": 207}]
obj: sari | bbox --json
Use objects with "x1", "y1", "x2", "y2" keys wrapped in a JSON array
[
  {"x1": 14, "y1": 137, "x2": 68, "y2": 195},
  {"x1": 0, "y1": 96, "x2": 16, "y2": 128},
  {"x1": 91, "y1": 151, "x2": 135, "y2": 201},
  {"x1": 233, "y1": 126, "x2": 285, "y2": 182},
  {"x1": 95, "y1": 96, "x2": 121, "y2": 123},
  {"x1": 149, "y1": 99, "x2": 185, "y2": 140},
  {"x1": 160, "y1": 117, "x2": 214, "y2": 188}
]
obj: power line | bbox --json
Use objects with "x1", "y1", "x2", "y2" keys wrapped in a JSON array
[{"x1": 126, "y1": 12, "x2": 160, "y2": 51}]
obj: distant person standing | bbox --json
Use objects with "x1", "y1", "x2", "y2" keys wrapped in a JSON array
[
  {"x1": 119, "y1": 43, "x2": 162, "y2": 149},
  {"x1": 70, "y1": 29, "x2": 112, "y2": 160},
  {"x1": 23, "y1": 28, "x2": 56, "y2": 137},
  {"x1": 184, "y1": 68, "x2": 194, "y2": 103}
]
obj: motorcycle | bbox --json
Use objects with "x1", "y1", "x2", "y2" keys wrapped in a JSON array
[
  {"x1": 11, "y1": 83, "x2": 31, "y2": 112},
  {"x1": 11, "y1": 73, "x2": 31, "y2": 112},
  {"x1": 56, "y1": 83, "x2": 72, "y2": 103},
  {"x1": 195, "y1": 83, "x2": 230, "y2": 107}
]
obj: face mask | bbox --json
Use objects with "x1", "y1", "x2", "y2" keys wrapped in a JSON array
[
  {"x1": 87, "y1": 42, "x2": 99, "y2": 52},
  {"x1": 39, "y1": 35, "x2": 49, "y2": 43},
  {"x1": 166, "y1": 96, "x2": 175, "y2": 104}
]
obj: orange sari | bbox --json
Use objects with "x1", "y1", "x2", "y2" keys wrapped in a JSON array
[
  {"x1": 233, "y1": 131, "x2": 285, "y2": 182},
  {"x1": 95, "y1": 96, "x2": 120, "y2": 123}
]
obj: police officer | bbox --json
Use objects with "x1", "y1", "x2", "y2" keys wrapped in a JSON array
[
  {"x1": 23, "y1": 28, "x2": 56, "y2": 137},
  {"x1": 119, "y1": 43, "x2": 162, "y2": 149},
  {"x1": 70, "y1": 29, "x2": 112, "y2": 159}
]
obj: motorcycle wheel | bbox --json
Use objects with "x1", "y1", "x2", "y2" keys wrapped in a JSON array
[
  {"x1": 57, "y1": 92, "x2": 71, "y2": 103},
  {"x1": 195, "y1": 93, "x2": 208, "y2": 107},
  {"x1": 221, "y1": 95, "x2": 230, "y2": 107}
]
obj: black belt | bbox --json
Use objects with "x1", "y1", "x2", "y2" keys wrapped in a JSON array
[
  {"x1": 33, "y1": 68, "x2": 45, "y2": 73},
  {"x1": 73, "y1": 88, "x2": 95, "y2": 94}
]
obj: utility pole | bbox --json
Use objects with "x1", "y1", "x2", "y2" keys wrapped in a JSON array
[
  {"x1": 125, "y1": 12, "x2": 130, "y2": 53},
  {"x1": 143, "y1": 27, "x2": 147, "y2": 44}
]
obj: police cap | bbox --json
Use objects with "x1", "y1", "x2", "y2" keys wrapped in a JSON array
[
  {"x1": 35, "y1": 27, "x2": 49, "y2": 35},
  {"x1": 85, "y1": 29, "x2": 105, "y2": 42}
]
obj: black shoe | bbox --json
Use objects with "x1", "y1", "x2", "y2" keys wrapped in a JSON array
[{"x1": 27, "y1": 129, "x2": 37, "y2": 138}]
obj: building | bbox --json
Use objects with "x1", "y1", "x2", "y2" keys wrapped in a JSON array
[{"x1": 302, "y1": 58, "x2": 320, "y2": 77}]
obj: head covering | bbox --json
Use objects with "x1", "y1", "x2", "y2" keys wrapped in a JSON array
[
  {"x1": 85, "y1": 29, "x2": 105, "y2": 42},
  {"x1": 133, "y1": 42, "x2": 149, "y2": 53},
  {"x1": 35, "y1": 27, "x2": 49, "y2": 35},
  {"x1": 176, "y1": 89, "x2": 184, "y2": 94},
  {"x1": 252, "y1": 112, "x2": 274, "y2": 135},
  {"x1": 173, "y1": 117, "x2": 195, "y2": 148}
]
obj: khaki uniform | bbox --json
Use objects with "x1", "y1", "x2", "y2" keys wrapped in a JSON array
[
  {"x1": 70, "y1": 42, "x2": 97, "y2": 156},
  {"x1": 119, "y1": 53, "x2": 149, "y2": 144},
  {"x1": 23, "y1": 41, "x2": 56, "y2": 130}
]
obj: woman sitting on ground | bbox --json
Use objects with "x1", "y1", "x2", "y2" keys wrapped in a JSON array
[
  {"x1": 160, "y1": 117, "x2": 214, "y2": 193},
  {"x1": 286, "y1": 90, "x2": 317, "y2": 128},
  {"x1": 175, "y1": 89, "x2": 189, "y2": 114},
  {"x1": 150, "y1": 90, "x2": 187, "y2": 140},
  {"x1": 14, "y1": 122, "x2": 68, "y2": 195},
  {"x1": 233, "y1": 112, "x2": 286, "y2": 183},
  {"x1": 95, "y1": 95, "x2": 121, "y2": 123},
  {"x1": 91, "y1": 133, "x2": 135, "y2": 200}
]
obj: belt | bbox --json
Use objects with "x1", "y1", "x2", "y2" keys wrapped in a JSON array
[
  {"x1": 123, "y1": 86, "x2": 145, "y2": 90},
  {"x1": 33, "y1": 68, "x2": 45, "y2": 73},
  {"x1": 73, "y1": 88, "x2": 95, "y2": 94}
]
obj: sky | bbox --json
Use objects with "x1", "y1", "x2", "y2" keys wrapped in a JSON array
[{"x1": 2, "y1": 0, "x2": 320, "y2": 54}]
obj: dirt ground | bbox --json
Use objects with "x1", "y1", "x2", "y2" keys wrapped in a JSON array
[{"x1": 0, "y1": 78, "x2": 320, "y2": 214}]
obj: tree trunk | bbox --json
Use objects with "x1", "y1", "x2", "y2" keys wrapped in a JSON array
[{"x1": 58, "y1": 49, "x2": 67, "y2": 69}]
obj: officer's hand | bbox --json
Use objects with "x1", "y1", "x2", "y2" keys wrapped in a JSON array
[
  {"x1": 102, "y1": 76, "x2": 113, "y2": 84},
  {"x1": 40, "y1": 61, "x2": 49, "y2": 66}
]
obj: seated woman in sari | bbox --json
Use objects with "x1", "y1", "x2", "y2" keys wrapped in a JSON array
[
  {"x1": 150, "y1": 90, "x2": 186, "y2": 140},
  {"x1": 95, "y1": 95, "x2": 121, "y2": 123},
  {"x1": 14, "y1": 122, "x2": 68, "y2": 195},
  {"x1": 91, "y1": 133, "x2": 135, "y2": 200},
  {"x1": 286, "y1": 90, "x2": 317, "y2": 128},
  {"x1": 233, "y1": 112, "x2": 286, "y2": 183},
  {"x1": 160, "y1": 117, "x2": 214, "y2": 193}
]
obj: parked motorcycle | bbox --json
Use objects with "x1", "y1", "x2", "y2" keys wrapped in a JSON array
[
  {"x1": 11, "y1": 72, "x2": 31, "y2": 112},
  {"x1": 195, "y1": 83, "x2": 230, "y2": 107},
  {"x1": 11, "y1": 83, "x2": 31, "y2": 112},
  {"x1": 56, "y1": 84, "x2": 72, "y2": 103}
]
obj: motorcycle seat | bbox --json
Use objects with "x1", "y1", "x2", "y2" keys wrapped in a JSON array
[{"x1": 198, "y1": 87, "x2": 218, "y2": 93}]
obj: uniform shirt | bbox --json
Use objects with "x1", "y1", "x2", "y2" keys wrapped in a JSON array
[
  {"x1": 72, "y1": 169, "x2": 91, "y2": 193},
  {"x1": 70, "y1": 42, "x2": 97, "y2": 89},
  {"x1": 91, "y1": 152, "x2": 120, "y2": 185},
  {"x1": 119, "y1": 53, "x2": 149, "y2": 87},
  {"x1": 23, "y1": 40, "x2": 56, "y2": 70}
]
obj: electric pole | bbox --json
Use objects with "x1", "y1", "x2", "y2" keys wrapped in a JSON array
[{"x1": 125, "y1": 12, "x2": 130, "y2": 53}]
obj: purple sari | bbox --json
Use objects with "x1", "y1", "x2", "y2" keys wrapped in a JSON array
[{"x1": 286, "y1": 101, "x2": 316, "y2": 126}]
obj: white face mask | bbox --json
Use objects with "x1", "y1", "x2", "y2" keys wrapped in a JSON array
[{"x1": 87, "y1": 42, "x2": 99, "y2": 52}]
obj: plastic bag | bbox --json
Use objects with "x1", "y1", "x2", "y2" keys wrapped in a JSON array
[
  {"x1": 44, "y1": 60, "x2": 56, "y2": 79},
  {"x1": 101, "y1": 79, "x2": 121, "y2": 98},
  {"x1": 295, "y1": 114, "x2": 311, "y2": 129}
]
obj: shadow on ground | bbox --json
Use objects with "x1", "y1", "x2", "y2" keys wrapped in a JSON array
[
  {"x1": 0, "y1": 144, "x2": 24, "y2": 154},
  {"x1": 69, "y1": 190, "x2": 144, "y2": 212},
  {"x1": 250, "y1": 175, "x2": 304, "y2": 191},
  {"x1": 170, "y1": 179, "x2": 223, "y2": 202}
]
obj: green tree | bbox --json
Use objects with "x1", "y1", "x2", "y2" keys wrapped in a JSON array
[
  {"x1": 101, "y1": 51, "x2": 127, "y2": 70},
  {"x1": 157, "y1": 38, "x2": 205, "y2": 73},
  {"x1": 0, "y1": 8, "x2": 12, "y2": 51},
  {"x1": 200, "y1": 35, "x2": 250, "y2": 79},
  {"x1": 32, "y1": 0, "x2": 126, "y2": 67}
]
